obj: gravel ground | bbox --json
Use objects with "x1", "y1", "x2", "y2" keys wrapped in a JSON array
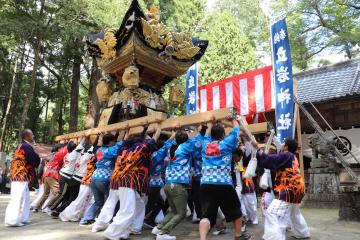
[{"x1": 0, "y1": 193, "x2": 360, "y2": 240}]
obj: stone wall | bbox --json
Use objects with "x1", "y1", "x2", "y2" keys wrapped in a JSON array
[
  {"x1": 302, "y1": 167, "x2": 340, "y2": 208},
  {"x1": 339, "y1": 186, "x2": 360, "y2": 221}
]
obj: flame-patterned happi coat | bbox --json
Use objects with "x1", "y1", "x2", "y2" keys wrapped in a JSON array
[
  {"x1": 10, "y1": 141, "x2": 41, "y2": 183},
  {"x1": 81, "y1": 156, "x2": 97, "y2": 185},
  {"x1": 110, "y1": 139, "x2": 158, "y2": 193},
  {"x1": 257, "y1": 151, "x2": 305, "y2": 204}
]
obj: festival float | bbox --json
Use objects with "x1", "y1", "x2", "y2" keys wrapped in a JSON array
[{"x1": 55, "y1": 0, "x2": 268, "y2": 144}]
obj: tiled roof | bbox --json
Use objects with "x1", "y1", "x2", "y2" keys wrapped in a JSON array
[{"x1": 295, "y1": 59, "x2": 360, "y2": 103}]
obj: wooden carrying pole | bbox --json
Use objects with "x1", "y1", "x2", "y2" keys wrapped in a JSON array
[
  {"x1": 55, "y1": 108, "x2": 269, "y2": 143},
  {"x1": 293, "y1": 78, "x2": 305, "y2": 180}
]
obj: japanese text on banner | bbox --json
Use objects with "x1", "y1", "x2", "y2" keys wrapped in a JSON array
[
  {"x1": 186, "y1": 63, "x2": 198, "y2": 115},
  {"x1": 271, "y1": 18, "x2": 295, "y2": 142}
]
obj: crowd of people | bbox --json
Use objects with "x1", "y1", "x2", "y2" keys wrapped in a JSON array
[{"x1": 4, "y1": 115, "x2": 311, "y2": 240}]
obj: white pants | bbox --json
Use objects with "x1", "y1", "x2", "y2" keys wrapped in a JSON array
[
  {"x1": 261, "y1": 192, "x2": 275, "y2": 221},
  {"x1": 30, "y1": 184, "x2": 54, "y2": 210},
  {"x1": 235, "y1": 186, "x2": 246, "y2": 217},
  {"x1": 92, "y1": 189, "x2": 119, "y2": 232},
  {"x1": 5, "y1": 181, "x2": 30, "y2": 226},
  {"x1": 104, "y1": 187, "x2": 145, "y2": 240},
  {"x1": 155, "y1": 210, "x2": 164, "y2": 223},
  {"x1": 238, "y1": 191, "x2": 258, "y2": 224},
  {"x1": 30, "y1": 184, "x2": 44, "y2": 208},
  {"x1": 264, "y1": 199, "x2": 310, "y2": 240},
  {"x1": 60, "y1": 184, "x2": 94, "y2": 222}
]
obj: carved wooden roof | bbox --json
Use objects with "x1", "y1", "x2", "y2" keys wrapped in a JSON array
[{"x1": 85, "y1": 0, "x2": 208, "y2": 89}]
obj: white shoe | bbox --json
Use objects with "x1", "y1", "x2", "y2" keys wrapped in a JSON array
[
  {"x1": 5, "y1": 222, "x2": 24, "y2": 227},
  {"x1": 59, "y1": 213, "x2": 68, "y2": 222},
  {"x1": 292, "y1": 235, "x2": 310, "y2": 239},
  {"x1": 130, "y1": 229, "x2": 142, "y2": 235},
  {"x1": 151, "y1": 226, "x2": 162, "y2": 235},
  {"x1": 156, "y1": 234, "x2": 176, "y2": 240},
  {"x1": 47, "y1": 210, "x2": 54, "y2": 217},
  {"x1": 92, "y1": 223, "x2": 107, "y2": 233},
  {"x1": 42, "y1": 207, "x2": 50, "y2": 213},
  {"x1": 192, "y1": 213, "x2": 200, "y2": 223},
  {"x1": 212, "y1": 227, "x2": 227, "y2": 235}
]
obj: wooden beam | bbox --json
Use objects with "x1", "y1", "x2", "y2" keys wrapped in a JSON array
[
  {"x1": 129, "y1": 108, "x2": 236, "y2": 135},
  {"x1": 224, "y1": 122, "x2": 268, "y2": 136},
  {"x1": 247, "y1": 122, "x2": 268, "y2": 134},
  {"x1": 55, "y1": 108, "x2": 268, "y2": 143},
  {"x1": 55, "y1": 112, "x2": 167, "y2": 142}
]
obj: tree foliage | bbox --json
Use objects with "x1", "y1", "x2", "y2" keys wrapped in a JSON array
[
  {"x1": 197, "y1": 11, "x2": 259, "y2": 84},
  {"x1": 0, "y1": 0, "x2": 359, "y2": 152},
  {"x1": 271, "y1": 0, "x2": 360, "y2": 69}
]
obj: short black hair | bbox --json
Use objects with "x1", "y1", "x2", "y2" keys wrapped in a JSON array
[
  {"x1": 102, "y1": 133, "x2": 115, "y2": 146},
  {"x1": 67, "y1": 141, "x2": 77, "y2": 152},
  {"x1": 21, "y1": 129, "x2": 32, "y2": 139},
  {"x1": 232, "y1": 147, "x2": 243, "y2": 156},
  {"x1": 157, "y1": 133, "x2": 169, "y2": 148},
  {"x1": 51, "y1": 144, "x2": 61, "y2": 153},
  {"x1": 256, "y1": 133, "x2": 266, "y2": 142},
  {"x1": 285, "y1": 138, "x2": 298, "y2": 153},
  {"x1": 175, "y1": 130, "x2": 188, "y2": 145},
  {"x1": 211, "y1": 124, "x2": 225, "y2": 140}
]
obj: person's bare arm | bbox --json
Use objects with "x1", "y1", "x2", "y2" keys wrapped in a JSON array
[
  {"x1": 152, "y1": 123, "x2": 162, "y2": 141},
  {"x1": 170, "y1": 129, "x2": 176, "y2": 139},
  {"x1": 232, "y1": 118, "x2": 239, "y2": 128},
  {"x1": 206, "y1": 122, "x2": 213, "y2": 135},
  {"x1": 205, "y1": 115, "x2": 215, "y2": 135},
  {"x1": 123, "y1": 123, "x2": 130, "y2": 140}
]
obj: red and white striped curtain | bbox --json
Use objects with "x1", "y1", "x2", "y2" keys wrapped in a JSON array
[{"x1": 198, "y1": 66, "x2": 275, "y2": 116}]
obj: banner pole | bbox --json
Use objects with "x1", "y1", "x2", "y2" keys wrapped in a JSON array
[{"x1": 293, "y1": 78, "x2": 305, "y2": 180}]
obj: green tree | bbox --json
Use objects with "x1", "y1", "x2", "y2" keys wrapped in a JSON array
[
  {"x1": 271, "y1": 0, "x2": 360, "y2": 68},
  {"x1": 213, "y1": 0, "x2": 269, "y2": 53},
  {"x1": 197, "y1": 11, "x2": 259, "y2": 84}
]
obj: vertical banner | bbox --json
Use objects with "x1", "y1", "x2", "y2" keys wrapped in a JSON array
[
  {"x1": 185, "y1": 63, "x2": 198, "y2": 115},
  {"x1": 271, "y1": 18, "x2": 295, "y2": 142}
]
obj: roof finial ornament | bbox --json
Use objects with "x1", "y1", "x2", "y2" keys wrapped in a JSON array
[{"x1": 145, "y1": 4, "x2": 161, "y2": 22}]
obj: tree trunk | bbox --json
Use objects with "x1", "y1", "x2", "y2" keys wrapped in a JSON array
[
  {"x1": 45, "y1": 98, "x2": 49, "y2": 120},
  {"x1": 84, "y1": 58, "x2": 101, "y2": 129},
  {"x1": 18, "y1": 39, "x2": 40, "y2": 140},
  {"x1": 49, "y1": 76, "x2": 62, "y2": 142},
  {"x1": 0, "y1": 59, "x2": 17, "y2": 151},
  {"x1": 58, "y1": 98, "x2": 64, "y2": 135},
  {"x1": 69, "y1": 43, "x2": 82, "y2": 133}
]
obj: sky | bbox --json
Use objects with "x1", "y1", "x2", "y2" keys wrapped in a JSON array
[{"x1": 206, "y1": 0, "x2": 348, "y2": 69}]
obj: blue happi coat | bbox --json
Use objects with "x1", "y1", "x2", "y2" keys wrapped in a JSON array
[
  {"x1": 149, "y1": 139, "x2": 175, "y2": 187},
  {"x1": 92, "y1": 140, "x2": 123, "y2": 181},
  {"x1": 165, "y1": 134, "x2": 203, "y2": 185},
  {"x1": 201, "y1": 127, "x2": 240, "y2": 186}
]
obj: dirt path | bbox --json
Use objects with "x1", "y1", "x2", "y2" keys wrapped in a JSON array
[{"x1": 0, "y1": 194, "x2": 359, "y2": 240}]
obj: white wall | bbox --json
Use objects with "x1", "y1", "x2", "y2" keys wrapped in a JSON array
[{"x1": 302, "y1": 128, "x2": 360, "y2": 164}]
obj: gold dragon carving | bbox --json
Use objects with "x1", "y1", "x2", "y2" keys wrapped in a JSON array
[
  {"x1": 141, "y1": 5, "x2": 200, "y2": 61},
  {"x1": 95, "y1": 28, "x2": 117, "y2": 66}
]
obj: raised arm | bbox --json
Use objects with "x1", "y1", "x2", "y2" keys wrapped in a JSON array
[
  {"x1": 256, "y1": 150, "x2": 280, "y2": 170},
  {"x1": 206, "y1": 121, "x2": 213, "y2": 136},
  {"x1": 222, "y1": 115, "x2": 240, "y2": 150},
  {"x1": 152, "y1": 122, "x2": 162, "y2": 141},
  {"x1": 122, "y1": 123, "x2": 130, "y2": 141},
  {"x1": 114, "y1": 129, "x2": 120, "y2": 141}
]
